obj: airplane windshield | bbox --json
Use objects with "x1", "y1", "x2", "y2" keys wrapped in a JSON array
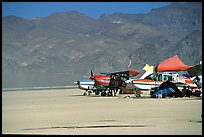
[
  {"x1": 163, "y1": 75, "x2": 172, "y2": 81},
  {"x1": 145, "y1": 73, "x2": 172, "y2": 81},
  {"x1": 145, "y1": 74, "x2": 155, "y2": 80}
]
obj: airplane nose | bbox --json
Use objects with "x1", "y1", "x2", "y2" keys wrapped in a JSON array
[
  {"x1": 90, "y1": 76, "x2": 94, "y2": 79},
  {"x1": 74, "y1": 81, "x2": 79, "y2": 85},
  {"x1": 125, "y1": 79, "x2": 132, "y2": 84}
]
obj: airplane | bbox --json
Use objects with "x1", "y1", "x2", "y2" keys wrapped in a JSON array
[
  {"x1": 74, "y1": 69, "x2": 140, "y2": 96},
  {"x1": 126, "y1": 55, "x2": 198, "y2": 91},
  {"x1": 128, "y1": 71, "x2": 197, "y2": 91},
  {"x1": 75, "y1": 55, "x2": 199, "y2": 97}
]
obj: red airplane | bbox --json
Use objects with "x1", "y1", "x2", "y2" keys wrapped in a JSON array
[{"x1": 89, "y1": 69, "x2": 140, "y2": 96}]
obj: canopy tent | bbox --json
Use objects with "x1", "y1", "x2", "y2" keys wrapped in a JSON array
[{"x1": 155, "y1": 55, "x2": 193, "y2": 72}]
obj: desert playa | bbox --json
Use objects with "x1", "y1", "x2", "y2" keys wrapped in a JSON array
[{"x1": 2, "y1": 88, "x2": 202, "y2": 135}]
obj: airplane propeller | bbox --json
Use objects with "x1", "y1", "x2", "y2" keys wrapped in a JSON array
[
  {"x1": 91, "y1": 70, "x2": 94, "y2": 77},
  {"x1": 90, "y1": 70, "x2": 95, "y2": 79}
]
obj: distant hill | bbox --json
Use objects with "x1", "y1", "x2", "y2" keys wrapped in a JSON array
[{"x1": 2, "y1": 2, "x2": 202, "y2": 88}]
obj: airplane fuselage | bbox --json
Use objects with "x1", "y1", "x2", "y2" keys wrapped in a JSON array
[
  {"x1": 74, "y1": 80, "x2": 94, "y2": 90},
  {"x1": 90, "y1": 75, "x2": 111, "y2": 87},
  {"x1": 90, "y1": 75, "x2": 125, "y2": 88},
  {"x1": 128, "y1": 72, "x2": 198, "y2": 91}
]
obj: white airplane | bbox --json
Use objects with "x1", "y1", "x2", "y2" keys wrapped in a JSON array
[
  {"x1": 127, "y1": 71, "x2": 197, "y2": 91},
  {"x1": 126, "y1": 55, "x2": 199, "y2": 91},
  {"x1": 74, "y1": 79, "x2": 94, "y2": 91}
]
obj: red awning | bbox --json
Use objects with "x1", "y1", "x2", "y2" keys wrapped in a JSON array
[{"x1": 156, "y1": 55, "x2": 193, "y2": 72}]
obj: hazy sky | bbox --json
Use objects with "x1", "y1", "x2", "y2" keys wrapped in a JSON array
[{"x1": 2, "y1": 2, "x2": 179, "y2": 19}]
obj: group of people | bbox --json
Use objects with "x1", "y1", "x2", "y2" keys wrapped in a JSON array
[
  {"x1": 150, "y1": 80, "x2": 202, "y2": 98},
  {"x1": 181, "y1": 85, "x2": 202, "y2": 97}
]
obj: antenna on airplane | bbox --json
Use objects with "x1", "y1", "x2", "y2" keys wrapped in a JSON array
[{"x1": 128, "y1": 55, "x2": 132, "y2": 68}]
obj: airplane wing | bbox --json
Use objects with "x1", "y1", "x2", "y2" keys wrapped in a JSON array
[
  {"x1": 187, "y1": 64, "x2": 202, "y2": 77},
  {"x1": 101, "y1": 69, "x2": 140, "y2": 79}
]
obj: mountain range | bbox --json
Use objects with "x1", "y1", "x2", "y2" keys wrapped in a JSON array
[{"x1": 2, "y1": 2, "x2": 202, "y2": 88}]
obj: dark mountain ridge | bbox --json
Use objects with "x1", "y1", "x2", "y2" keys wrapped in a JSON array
[{"x1": 2, "y1": 2, "x2": 202, "y2": 88}]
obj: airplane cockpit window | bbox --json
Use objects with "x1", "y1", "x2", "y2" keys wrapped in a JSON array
[
  {"x1": 145, "y1": 74, "x2": 155, "y2": 80},
  {"x1": 158, "y1": 74, "x2": 162, "y2": 81},
  {"x1": 163, "y1": 75, "x2": 172, "y2": 81}
]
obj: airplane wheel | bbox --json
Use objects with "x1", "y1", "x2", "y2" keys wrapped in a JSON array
[
  {"x1": 135, "y1": 94, "x2": 140, "y2": 97},
  {"x1": 107, "y1": 91, "x2": 113, "y2": 96},
  {"x1": 95, "y1": 90, "x2": 100, "y2": 95},
  {"x1": 101, "y1": 91, "x2": 107, "y2": 96},
  {"x1": 83, "y1": 92, "x2": 88, "y2": 96}
]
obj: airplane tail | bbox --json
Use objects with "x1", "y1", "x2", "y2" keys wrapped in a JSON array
[
  {"x1": 90, "y1": 70, "x2": 95, "y2": 79},
  {"x1": 128, "y1": 55, "x2": 132, "y2": 68}
]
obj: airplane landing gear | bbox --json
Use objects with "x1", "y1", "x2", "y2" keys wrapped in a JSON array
[
  {"x1": 83, "y1": 90, "x2": 93, "y2": 96},
  {"x1": 99, "y1": 88, "x2": 119, "y2": 97},
  {"x1": 101, "y1": 91, "x2": 107, "y2": 96},
  {"x1": 107, "y1": 91, "x2": 113, "y2": 96},
  {"x1": 93, "y1": 90, "x2": 100, "y2": 95},
  {"x1": 83, "y1": 92, "x2": 88, "y2": 96}
]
